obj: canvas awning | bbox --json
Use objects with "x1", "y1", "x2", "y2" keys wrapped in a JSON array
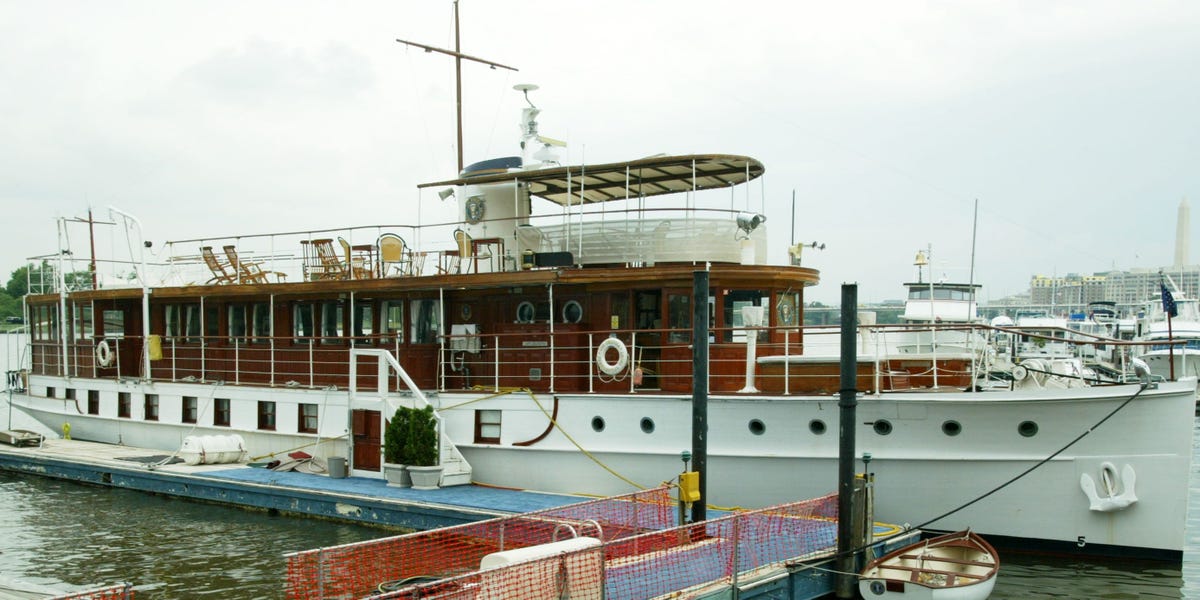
[{"x1": 418, "y1": 154, "x2": 765, "y2": 206}]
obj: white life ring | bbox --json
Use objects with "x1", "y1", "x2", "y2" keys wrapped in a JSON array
[
  {"x1": 596, "y1": 337, "x2": 629, "y2": 376},
  {"x1": 95, "y1": 339, "x2": 113, "y2": 367}
]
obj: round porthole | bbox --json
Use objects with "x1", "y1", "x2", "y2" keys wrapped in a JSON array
[
  {"x1": 562, "y1": 300, "x2": 583, "y2": 324},
  {"x1": 748, "y1": 419, "x2": 766, "y2": 436},
  {"x1": 942, "y1": 420, "x2": 962, "y2": 436},
  {"x1": 1018, "y1": 420, "x2": 1039, "y2": 438},
  {"x1": 591, "y1": 416, "x2": 605, "y2": 432},
  {"x1": 516, "y1": 301, "x2": 535, "y2": 323},
  {"x1": 809, "y1": 419, "x2": 826, "y2": 435},
  {"x1": 640, "y1": 417, "x2": 655, "y2": 434},
  {"x1": 873, "y1": 420, "x2": 893, "y2": 436}
]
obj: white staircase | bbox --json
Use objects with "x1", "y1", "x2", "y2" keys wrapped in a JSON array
[{"x1": 350, "y1": 348, "x2": 473, "y2": 487}]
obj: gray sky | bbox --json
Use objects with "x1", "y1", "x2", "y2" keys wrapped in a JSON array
[{"x1": 2, "y1": 1, "x2": 1196, "y2": 304}]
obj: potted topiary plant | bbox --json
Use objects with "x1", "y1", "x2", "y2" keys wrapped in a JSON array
[
  {"x1": 382, "y1": 406, "x2": 412, "y2": 487},
  {"x1": 405, "y1": 405, "x2": 443, "y2": 490}
]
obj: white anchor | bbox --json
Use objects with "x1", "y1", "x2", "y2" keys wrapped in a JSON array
[{"x1": 1080, "y1": 462, "x2": 1138, "y2": 512}]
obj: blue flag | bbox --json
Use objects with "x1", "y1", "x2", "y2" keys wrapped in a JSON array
[{"x1": 1162, "y1": 283, "x2": 1178, "y2": 318}]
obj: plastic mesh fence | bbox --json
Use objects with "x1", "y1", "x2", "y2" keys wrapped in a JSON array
[
  {"x1": 287, "y1": 488, "x2": 840, "y2": 600},
  {"x1": 284, "y1": 486, "x2": 674, "y2": 600},
  {"x1": 49, "y1": 584, "x2": 135, "y2": 600}
]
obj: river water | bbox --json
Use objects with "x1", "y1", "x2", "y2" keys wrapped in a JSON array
[{"x1": 2, "y1": 333, "x2": 1199, "y2": 598}]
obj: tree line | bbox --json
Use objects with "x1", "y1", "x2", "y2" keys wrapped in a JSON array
[{"x1": 0, "y1": 263, "x2": 94, "y2": 324}]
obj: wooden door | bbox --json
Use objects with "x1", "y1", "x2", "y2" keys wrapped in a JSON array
[{"x1": 352, "y1": 409, "x2": 381, "y2": 471}]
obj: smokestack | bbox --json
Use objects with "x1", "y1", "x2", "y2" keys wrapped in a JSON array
[{"x1": 1176, "y1": 198, "x2": 1191, "y2": 268}]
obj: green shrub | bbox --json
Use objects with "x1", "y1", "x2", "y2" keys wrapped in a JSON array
[
  {"x1": 382, "y1": 406, "x2": 412, "y2": 465},
  {"x1": 407, "y1": 405, "x2": 439, "y2": 467}
]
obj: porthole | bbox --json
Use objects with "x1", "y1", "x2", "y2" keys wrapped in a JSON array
[
  {"x1": 1018, "y1": 420, "x2": 1039, "y2": 438},
  {"x1": 873, "y1": 420, "x2": 893, "y2": 436},
  {"x1": 516, "y1": 301, "x2": 535, "y2": 323},
  {"x1": 748, "y1": 419, "x2": 766, "y2": 436},
  {"x1": 640, "y1": 417, "x2": 655, "y2": 434},
  {"x1": 591, "y1": 416, "x2": 605, "y2": 432},
  {"x1": 941, "y1": 420, "x2": 962, "y2": 436},
  {"x1": 562, "y1": 300, "x2": 583, "y2": 324},
  {"x1": 809, "y1": 419, "x2": 826, "y2": 435}
]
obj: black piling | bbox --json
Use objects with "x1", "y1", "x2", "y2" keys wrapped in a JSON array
[
  {"x1": 836, "y1": 283, "x2": 859, "y2": 598},
  {"x1": 691, "y1": 270, "x2": 709, "y2": 524}
]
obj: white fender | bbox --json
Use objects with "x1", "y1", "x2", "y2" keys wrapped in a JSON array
[{"x1": 1080, "y1": 463, "x2": 1138, "y2": 512}]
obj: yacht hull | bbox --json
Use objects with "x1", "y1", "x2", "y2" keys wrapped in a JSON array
[{"x1": 12, "y1": 376, "x2": 1194, "y2": 560}]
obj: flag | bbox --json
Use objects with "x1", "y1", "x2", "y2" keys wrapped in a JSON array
[{"x1": 1162, "y1": 283, "x2": 1178, "y2": 318}]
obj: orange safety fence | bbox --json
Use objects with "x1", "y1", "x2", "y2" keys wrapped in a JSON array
[
  {"x1": 284, "y1": 486, "x2": 674, "y2": 600},
  {"x1": 286, "y1": 488, "x2": 841, "y2": 600},
  {"x1": 49, "y1": 584, "x2": 135, "y2": 600}
]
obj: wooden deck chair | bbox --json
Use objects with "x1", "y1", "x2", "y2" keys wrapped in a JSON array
[
  {"x1": 337, "y1": 237, "x2": 372, "y2": 280},
  {"x1": 310, "y1": 239, "x2": 345, "y2": 280},
  {"x1": 223, "y1": 245, "x2": 285, "y2": 284},
  {"x1": 377, "y1": 233, "x2": 411, "y2": 276},
  {"x1": 201, "y1": 246, "x2": 237, "y2": 284},
  {"x1": 452, "y1": 229, "x2": 490, "y2": 274}
]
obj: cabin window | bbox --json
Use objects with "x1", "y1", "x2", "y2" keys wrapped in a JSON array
[
  {"x1": 87, "y1": 390, "x2": 100, "y2": 415},
  {"x1": 118, "y1": 392, "x2": 131, "y2": 418},
  {"x1": 299, "y1": 403, "x2": 318, "y2": 434},
  {"x1": 214, "y1": 398, "x2": 231, "y2": 427},
  {"x1": 410, "y1": 299, "x2": 440, "y2": 344},
  {"x1": 474, "y1": 410, "x2": 501, "y2": 444},
  {"x1": 562, "y1": 300, "x2": 583, "y2": 324},
  {"x1": 165, "y1": 305, "x2": 182, "y2": 338},
  {"x1": 251, "y1": 302, "x2": 271, "y2": 343},
  {"x1": 205, "y1": 305, "x2": 220, "y2": 340},
  {"x1": 293, "y1": 304, "x2": 315, "y2": 344},
  {"x1": 76, "y1": 302, "x2": 93, "y2": 340},
  {"x1": 182, "y1": 396, "x2": 198, "y2": 423},
  {"x1": 102, "y1": 309, "x2": 124, "y2": 338},
  {"x1": 49, "y1": 306, "x2": 60, "y2": 340},
  {"x1": 381, "y1": 300, "x2": 404, "y2": 344},
  {"x1": 65, "y1": 388, "x2": 76, "y2": 401},
  {"x1": 353, "y1": 302, "x2": 374, "y2": 343},
  {"x1": 723, "y1": 289, "x2": 769, "y2": 343},
  {"x1": 258, "y1": 401, "x2": 277, "y2": 430},
  {"x1": 46, "y1": 387, "x2": 55, "y2": 399},
  {"x1": 228, "y1": 305, "x2": 247, "y2": 344},
  {"x1": 320, "y1": 301, "x2": 343, "y2": 344},
  {"x1": 183, "y1": 304, "x2": 202, "y2": 343},
  {"x1": 667, "y1": 294, "x2": 691, "y2": 343},
  {"x1": 144, "y1": 394, "x2": 159, "y2": 421}
]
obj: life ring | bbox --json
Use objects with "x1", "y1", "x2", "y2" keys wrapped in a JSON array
[
  {"x1": 596, "y1": 338, "x2": 629, "y2": 376},
  {"x1": 95, "y1": 339, "x2": 113, "y2": 367}
]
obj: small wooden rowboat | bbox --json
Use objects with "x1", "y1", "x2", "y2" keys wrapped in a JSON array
[{"x1": 859, "y1": 530, "x2": 999, "y2": 599}]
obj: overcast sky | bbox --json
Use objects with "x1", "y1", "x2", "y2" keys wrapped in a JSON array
[{"x1": 2, "y1": 1, "x2": 1196, "y2": 304}]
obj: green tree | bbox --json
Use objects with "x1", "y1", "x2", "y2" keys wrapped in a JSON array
[{"x1": 6, "y1": 264, "x2": 29, "y2": 298}]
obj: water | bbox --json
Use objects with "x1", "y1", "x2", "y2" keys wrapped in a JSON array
[{"x1": 2, "y1": 333, "x2": 1200, "y2": 598}]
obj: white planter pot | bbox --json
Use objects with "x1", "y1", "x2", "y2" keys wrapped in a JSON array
[
  {"x1": 384, "y1": 463, "x2": 410, "y2": 488},
  {"x1": 407, "y1": 465, "x2": 444, "y2": 490}
]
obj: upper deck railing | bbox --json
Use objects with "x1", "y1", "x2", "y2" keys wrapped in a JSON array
[{"x1": 20, "y1": 321, "x2": 1182, "y2": 395}]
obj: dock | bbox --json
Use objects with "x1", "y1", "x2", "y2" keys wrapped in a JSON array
[
  {"x1": 0, "y1": 438, "x2": 914, "y2": 599},
  {"x1": 0, "y1": 438, "x2": 588, "y2": 531}
]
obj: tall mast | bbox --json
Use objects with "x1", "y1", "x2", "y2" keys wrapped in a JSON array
[{"x1": 397, "y1": 0, "x2": 519, "y2": 173}]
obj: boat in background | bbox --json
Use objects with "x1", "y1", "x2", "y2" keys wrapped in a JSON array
[
  {"x1": 1134, "y1": 278, "x2": 1200, "y2": 383},
  {"x1": 860, "y1": 530, "x2": 999, "y2": 600}
]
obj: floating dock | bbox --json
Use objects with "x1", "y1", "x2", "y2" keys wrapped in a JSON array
[
  {"x1": 0, "y1": 438, "x2": 587, "y2": 531},
  {"x1": 0, "y1": 438, "x2": 913, "y2": 599}
]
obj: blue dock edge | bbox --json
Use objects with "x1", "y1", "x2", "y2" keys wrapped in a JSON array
[{"x1": 0, "y1": 438, "x2": 588, "y2": 531}]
